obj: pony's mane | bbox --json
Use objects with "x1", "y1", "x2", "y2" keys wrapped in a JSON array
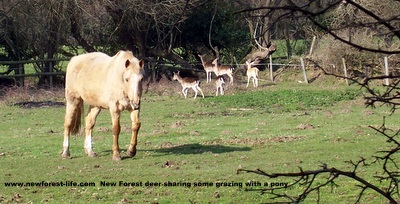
[{"x1": 114, "y1": 50, "x2": 139, "y2": 64}]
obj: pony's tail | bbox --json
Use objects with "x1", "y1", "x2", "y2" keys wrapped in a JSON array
[{"x1": 70, "y1": 101, "x2": 84, "y2": 135}]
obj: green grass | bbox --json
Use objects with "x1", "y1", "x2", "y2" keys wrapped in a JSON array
[
  {"x1": 0, "y1": 74, "x2": 398, "y2": 203},
  {"x1": 202, "y1": 88, "x2": 362, "y2": 112}
]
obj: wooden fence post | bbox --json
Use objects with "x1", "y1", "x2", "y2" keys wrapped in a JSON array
[
  {"x1": 269, "y1": 55, "x2": 273, "y2": 81},
  {"x1": 300, "y1": 57, "x2": 308, "y2": 84},
  {"x1": 342, "y1": 58, "x2": 349, "y2": 86},
  {"x1": 17, "y1": 63, "x2": 24, "y2": 86},
  {"x1": 384, "y1": 56, "x2": 389, "y2": 86},
  {"x1": 308, "y1": 35, "x2": 316, "y2": 57},
  {"x1": 49, "y1": 61, "x2": 53, "y2": 87}
]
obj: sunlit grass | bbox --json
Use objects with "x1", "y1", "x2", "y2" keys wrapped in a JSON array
[{"x1": 0, "y1": 74, "x2": 397, "y2": 203}]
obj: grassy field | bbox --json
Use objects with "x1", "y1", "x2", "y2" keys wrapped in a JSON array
[{"x1": 0, "y1": 70, "x2": 399, "y2": 203}]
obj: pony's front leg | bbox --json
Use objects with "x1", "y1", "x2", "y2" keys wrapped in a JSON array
[
  {"x1": 110, "y1": 109, "x2": 122, "y2": 161},
  {"x1": 84, "y1": 106, "x2": 100, "y2": 157},
  {"x1": 127, "y1": 109, "x2": 141, "y2": 158}
]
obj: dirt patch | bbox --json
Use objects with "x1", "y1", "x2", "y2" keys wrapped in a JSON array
[
  {"x1": 97, "y1": 127, "x2": 110, "y2": 132},
  {"x1": 220, "y1": 130, "x2": 234, "y2": 135},
  {"x1": 341, "y1": 109, "x2": 352, "y2": 114},
  {"x1": 189, "y1": 130, "x2": 201, "y2": 136},
  {"x1": 324, "y1": 110, "x2": 333, "y2": 117},
  {"x1": 14, "y1": 101, "x2": 65, "y2": 108},
  {"x1": 170, "y1": 121, "x2": 185, "y2": 128},
  {"x1": 363, "y1": 109, "x2": 375, "y2": 116},
  {"x1": 296, "y1": 123, "x2": 315, "y2": 130},
  {"x1": 159, "y1": 142, "x2": 175, "y2": 148},
  {"x1": 162, "y1": 160, "x2": 177, "y2": 168}
]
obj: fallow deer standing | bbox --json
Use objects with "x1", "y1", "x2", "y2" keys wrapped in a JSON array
[
  {"x1": 212, "y1": 58, "x2": 234, "y2": 85},
  {"x1": 172, "y1": 71, "x2": 204, "y2": 99},
  {"x1": 245, "y1": 60, "x2": 259, "y2": 88},
  {"x1": 198, "y1": 54, "x2": 218, "y2": 83},
  {"x1": 215, "y1": 75, "x2": 225, "y2": 96}
]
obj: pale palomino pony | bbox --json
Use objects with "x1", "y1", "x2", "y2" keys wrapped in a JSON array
[{"x1": 62, "y1": 50, "x2": 145, "y2": 161}]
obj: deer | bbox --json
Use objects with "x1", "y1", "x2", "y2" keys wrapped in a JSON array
[
  {"x1": 215, "y1": 75, "x2": 225, "y2": 96},
  {"x1": 245, "y1": 60, "x2": 260, "y2": 88},
  {"x1": 212, "y1": 58, "x2": 234, "y2": 85},
  {"x1": 172, "y1": 71, "x2": 204, "y2": 99},
  {"x1": 198, "y1": 54, "x2": 218, "y2": 83}
]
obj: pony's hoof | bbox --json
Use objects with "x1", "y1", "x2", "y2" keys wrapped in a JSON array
[
  {"x1": 88, "y1": 151, "x2": 97, "y2": 158},
  {"x1": 61, "y1": 151, "x2": 70, "y2": 159},
  {"x1": 112, "y1": 155, "x2": 121, "y2": 161},
  {"x1": 126, "y1": 149, "x2": 136, "y2": 158}
]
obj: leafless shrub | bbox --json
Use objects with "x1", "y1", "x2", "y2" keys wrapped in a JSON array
[{"x1": 312, "y1": 33, "x2": 386, "y2": 75}]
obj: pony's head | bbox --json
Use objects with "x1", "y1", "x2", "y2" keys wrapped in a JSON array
[{"x1": 123, "y1": 57, "x2": 145, "y2": 110}]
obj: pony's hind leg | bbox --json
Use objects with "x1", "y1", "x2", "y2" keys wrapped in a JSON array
[
  {"x1": 84, "y1": 106, "x2": 101, "y2": 157},
  {"x1": 62, "y1": 122, "x2": 71, "y2": 159},
  {"x1": 62, "y1": 98, "x2": 83, "y2": 158}
]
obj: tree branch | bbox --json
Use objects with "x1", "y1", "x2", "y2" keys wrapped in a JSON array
[
  {"x1": 238, "y1": 0, "x2": 400, "y2": 54},
  {"x1": 238, "y1": 165, "x2": 397, "y2": 204},
  {"x1": 69, "y1": 15, "x2": 96, "y2": 53}
]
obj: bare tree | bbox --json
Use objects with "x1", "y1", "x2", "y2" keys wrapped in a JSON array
[
  {"x1": 237, "y1": 0, "x2": 282, "y2": 47},
  {"x1": 236, "y1": 0, "x2": 281, "y2": 63},
  {"x1": 0, "y1": 0, "x2": 71, "y2": 86},
  {"x1": 1, "y1": 0, "x2": 209, "y2": 86},
  {"x1": 98, "y1": 0, "x2": 206, "y2": 60}
]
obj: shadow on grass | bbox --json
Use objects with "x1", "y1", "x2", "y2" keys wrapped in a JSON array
[
  {"x1": 97, "y1": 144, "x2": 251, "y2": 160},
  {"x1": 150, "y1": 143, "x2": 251, "y2": 155}
]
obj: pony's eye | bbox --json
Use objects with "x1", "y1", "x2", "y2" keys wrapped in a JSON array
[{"x1": 125, "y1": 78, "x2": 129, "y2": 82}]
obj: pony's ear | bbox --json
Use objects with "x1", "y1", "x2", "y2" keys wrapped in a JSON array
[
  {"x1": 125, "y1": 59, "x2": 130, "y2": 68},
  {"x1": 139, "y1": 60, "x2": 144, "y2": 68}
]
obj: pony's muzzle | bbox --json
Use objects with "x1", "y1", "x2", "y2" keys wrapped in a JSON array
[{"x1": 130, "y1": 100, "x2": 140, "y2": 110}]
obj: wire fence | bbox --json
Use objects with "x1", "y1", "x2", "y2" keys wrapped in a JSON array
[{"x1": 0, "y1": 56, "x2": 397, "y2": 87}]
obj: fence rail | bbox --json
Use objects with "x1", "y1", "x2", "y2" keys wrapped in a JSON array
[
  {"x1": 0, "y1": 58, "x2": 300, "y2": 87},
  {"x1": 0, "y1": 56, "x2": 397, "y2": 87},
  {"x1": 0, "y1": 59, "x2": 70, "y2": 86}
]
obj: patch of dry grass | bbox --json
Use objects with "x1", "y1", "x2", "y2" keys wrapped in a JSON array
[{"x1": 0, "y1": 85, "x2": 65, "y2": 106}]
